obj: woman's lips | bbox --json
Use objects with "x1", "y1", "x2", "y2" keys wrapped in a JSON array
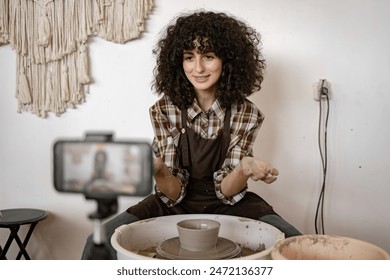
[{"x1": 194, "y1": 75, "x2": 209, "y2": 82}]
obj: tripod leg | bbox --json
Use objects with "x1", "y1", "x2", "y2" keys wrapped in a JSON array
[{"x1": 91, "y1": 219, "x2": 115, "y2": 260}]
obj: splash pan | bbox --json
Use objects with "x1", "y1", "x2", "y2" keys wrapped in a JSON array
[{"x1": 111, "y1": 214, "x2": 285, "y2": 260}]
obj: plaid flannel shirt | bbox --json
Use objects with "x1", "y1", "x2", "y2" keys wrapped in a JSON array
[{"x1": 149, "y1": 95, "x2": 264, "y2": 207}]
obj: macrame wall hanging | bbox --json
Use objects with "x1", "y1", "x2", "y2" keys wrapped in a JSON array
[{"x1": 0, "y1": 0, "x2": 153, "y2": 118}]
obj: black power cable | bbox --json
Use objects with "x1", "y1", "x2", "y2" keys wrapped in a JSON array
[{"x1": 315, "y1": 80, "x2": 330, "y2": 235}]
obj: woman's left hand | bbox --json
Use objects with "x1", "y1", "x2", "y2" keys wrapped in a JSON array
[{"x1": 240, "y1": 156, "x2": 279, "y2": 184}]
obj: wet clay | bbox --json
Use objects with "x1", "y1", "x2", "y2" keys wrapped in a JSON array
[
  {"x1": 271, "y1": 234, "x2": 390, "y2": 260},
  {"x1": 135, "y1": 243, "x2": 264, "y2": 259}
]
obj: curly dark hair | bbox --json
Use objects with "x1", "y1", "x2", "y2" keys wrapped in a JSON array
[{"x1": 152, "y1": 11, "x2": 266, "y2": 109}]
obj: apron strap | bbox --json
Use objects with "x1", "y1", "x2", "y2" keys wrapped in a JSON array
[
  {"x1": 221, "y1": 107, "x2": 231, "y2": 157},
  {"x1": 181, "y1": 108, "x2": 190, "y2": 168}
]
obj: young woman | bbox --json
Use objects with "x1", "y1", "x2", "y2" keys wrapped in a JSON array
[{"x1": 82, "y1": 10, "x2": 300, "y2": 260}]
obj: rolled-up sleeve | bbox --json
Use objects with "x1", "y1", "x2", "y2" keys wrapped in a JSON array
[
  {"x1": 150, "y1": 99, "x2": 189, "y2": 207},
  {"x1": 213, "y1": 101, "x2": 264, "y2": 205}
]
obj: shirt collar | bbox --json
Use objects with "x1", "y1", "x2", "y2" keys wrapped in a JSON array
[{"x1": 187, "y1": 99, "x2": 225, "y2": 122}]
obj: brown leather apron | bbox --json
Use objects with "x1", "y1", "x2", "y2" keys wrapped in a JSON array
[{"x1": 127, "y1": 107, "x2": 276, "y2": 220}]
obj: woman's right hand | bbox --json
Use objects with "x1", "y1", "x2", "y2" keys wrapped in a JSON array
[
  {"x1": 153, "y1": 157, "x2": 164, "y2": 173},
  {"x1": 152, "y1": 157, "x2": 181, "y2": 201}
]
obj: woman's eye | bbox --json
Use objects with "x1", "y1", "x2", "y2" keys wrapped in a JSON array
[{"x1": 203, "y1": 53, "x2": 216, "y2": 60}]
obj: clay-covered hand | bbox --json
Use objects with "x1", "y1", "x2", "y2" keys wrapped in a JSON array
[
  {"x1": 152, "y1": 157, "x2": 181, "y2": 200},
  {"x1": 240, "y1": 156, "x2": 279, "y2": 184}
]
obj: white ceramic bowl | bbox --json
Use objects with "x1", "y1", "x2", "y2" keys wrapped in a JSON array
[
  {"x1": 271, "y1": 234, "x2": 390, "y2": 260},
  {"x1": 111, "y1": 214, "x2": 285, "y2": 260}
]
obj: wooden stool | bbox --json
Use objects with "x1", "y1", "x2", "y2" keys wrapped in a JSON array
[{"x1": 0, "y1": 208, "x2": 48, "y2": 260}]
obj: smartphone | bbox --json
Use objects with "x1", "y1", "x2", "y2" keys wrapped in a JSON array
[{"x1": 53, "y1": 139, "x2": 153, "y2": 197}]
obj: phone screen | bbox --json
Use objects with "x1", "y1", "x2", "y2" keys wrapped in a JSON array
[{"x1": 53, "y1": 140, "x2": 153, "y2": 197}]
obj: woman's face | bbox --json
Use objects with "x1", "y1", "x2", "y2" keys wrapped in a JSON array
[{"x1": 182, "y1": 49, "x2": 222, "y2": 96}]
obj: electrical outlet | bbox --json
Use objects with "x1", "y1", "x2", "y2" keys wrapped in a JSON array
[{"x1": 313, "y1": 79, "x2": 331, "y2": 101}]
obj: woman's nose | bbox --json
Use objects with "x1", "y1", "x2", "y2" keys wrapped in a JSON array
[{"x1": 195, "y1": 58, "x2": 205, "y2": 72}]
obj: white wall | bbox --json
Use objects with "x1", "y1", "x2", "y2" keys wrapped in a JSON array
[{"x1": 1, "y1": 0, "x2": 389, "y2": 259}]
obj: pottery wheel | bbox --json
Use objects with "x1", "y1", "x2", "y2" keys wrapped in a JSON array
[{"x1": 156, "y1": 237, "x2": 241, "y2": 260}]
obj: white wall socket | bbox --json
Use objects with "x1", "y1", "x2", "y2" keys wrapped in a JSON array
[{"x1": 313, "y1": 79, "x2": 331, "y2": 101}]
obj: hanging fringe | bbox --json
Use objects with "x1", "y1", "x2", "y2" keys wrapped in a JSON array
[
  {"x1": 37, "y1": 8, "x2": 51, "y2": 47},
  {"x1": 44, "y1": 69, "x2": 53, "y2": 111},
  {"x1": 3, "y1": 0, "x2": 154, "y2": 118},
  {"x1": 78, "y1": 42, "x2": 90, "y2": 84},
  {"x1": 115, "y1": 0, "x2": 125, "y2": 43},
  {"x1": 0, "y1": 0, "x2": 9, "y2": 44},
  {"x1": 17, "y1": 69, "x2": 32, "y2": 104},
  {"x1": 61, "y1": 64, "x2": 70, "y2": 102}
]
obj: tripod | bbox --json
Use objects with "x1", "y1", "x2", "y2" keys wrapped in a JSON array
[{"x1": 86, "y1": 194, "x2": 118, "y2": 260}]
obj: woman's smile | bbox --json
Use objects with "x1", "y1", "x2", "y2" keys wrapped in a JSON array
[{"x1": 193, "y1": 75, "x2": 210, "y2": 82}]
